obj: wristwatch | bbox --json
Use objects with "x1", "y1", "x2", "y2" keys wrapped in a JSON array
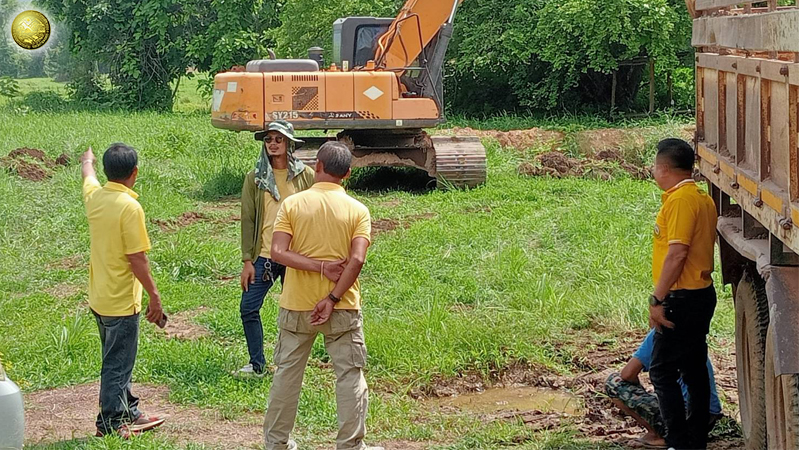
[
  {"x1": 649, "y1": 294, "x2": 662, "y2": 306},
  {"x1": 328, "y1": 293, "x2": 341, "y2": 303}
]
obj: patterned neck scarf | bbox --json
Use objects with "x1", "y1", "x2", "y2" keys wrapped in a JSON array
[{"x1": 254, "y1": 141, "x2": 306, "y2": 201}]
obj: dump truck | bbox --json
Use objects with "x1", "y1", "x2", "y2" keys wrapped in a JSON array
[
  {"x1": 690, "y1": 1, "x2": 798, "y2": 448},
  {"x1": 211, "y1": 0, "x2": 486, "y2": 188}
]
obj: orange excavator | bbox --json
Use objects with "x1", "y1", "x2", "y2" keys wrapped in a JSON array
[{"x1": 211, "y1": 0, "x2": 486, "y2": 187}]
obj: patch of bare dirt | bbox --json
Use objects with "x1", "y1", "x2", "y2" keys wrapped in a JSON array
[
  {"x1": 152, "y1": 211, "x2": 208, "y2": 231},
  {"x1": 200, "y1": 197, "x2": 240, "y2": 213},
  {"x1": 44, "y1": 282, "x2": 83, "y2": 299},
  {"x1": 371, "y1": 213, "x2": 437, "y2": 239},
  {"x1": 408, "y1": 329, "x2": 742, "y2": 448},
  {"x1": 1, "y1": 147, "x2": 70, "y2": 181},
  {"x1": 448, "y1": 127, "x2": 565, "y2": 151},
  {"x1": 575, "y1": 126, "x2": 695, "y2": 156},
  {"x1": 24, "y1": 383, "x2": 262, "y2": 449},
  {"x1": 374, "y1": 441, "x2": 438, "y2": 450},
  {"x1": 518, "y1": 150, "x2": 650, "y2": 181},
  {"x1": 49, "y1": 255, "x2": 84, "y2": 270},
  {"x1": 157, "y1": 306, "x2": 211, "y2": 340},
  {"x1": 380, "y1": 199, "x2": 402, "y2": 208},
  {"x1": 152, "y1": 211, "x2": 240, "y2": 232}
]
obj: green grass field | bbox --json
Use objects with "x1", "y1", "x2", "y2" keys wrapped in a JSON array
[{"x1": 0, "y1": 78, "x2": 735, "y2": 449}]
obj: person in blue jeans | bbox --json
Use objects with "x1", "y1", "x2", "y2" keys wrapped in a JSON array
[
  {"x1": 605, "y1": 328, "x2": 722, "y2": 448},
  {"x1": 235, "y1": 121, "x2": 315, "y2": 377}
]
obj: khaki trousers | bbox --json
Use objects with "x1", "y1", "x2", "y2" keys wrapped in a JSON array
[{"x1": 264, "y1": 308, "x2": 369, "y2": 450}]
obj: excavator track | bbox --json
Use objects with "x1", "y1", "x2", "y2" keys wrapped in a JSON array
[
  {"x1": 429, "y1": 135, "x2": 486, "y2": 188},
  {"x1": 292, "y1": 133, "x2": 486, "y2": 189}
]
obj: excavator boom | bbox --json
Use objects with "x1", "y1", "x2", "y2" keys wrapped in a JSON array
[{"x1": 374, "y1": 0, "x2": 461, "y2": 72}]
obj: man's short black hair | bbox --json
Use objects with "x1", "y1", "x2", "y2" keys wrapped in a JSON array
[
  {"x1": 656, "y1": 138, "x2": 694, "y2": 172},
  {"x1": 103, "y1": 143, "x2": 138, "y2": 181},
  {"x1": 316, "y1": 141, "x2": 352, "y2": 178}
]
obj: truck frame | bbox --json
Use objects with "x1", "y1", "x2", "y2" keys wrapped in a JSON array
[{"x1": 690, "y1": 1, "x2": 798, "y2": 448}]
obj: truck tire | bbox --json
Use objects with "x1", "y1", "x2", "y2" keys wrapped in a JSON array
[
  {"x1": 735, "y1": 269, "x2": 770, "y2": 450},
  {"x1": 765, "y1": 322, "x2": 800, "y2": 450}
]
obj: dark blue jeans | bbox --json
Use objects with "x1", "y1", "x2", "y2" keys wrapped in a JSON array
[
  {"x1": 92, "y1": 309, "x2": 142, "y2": 433},
  {"x1": 240, "y1": 256, "x2": 285, "y2": 373}
]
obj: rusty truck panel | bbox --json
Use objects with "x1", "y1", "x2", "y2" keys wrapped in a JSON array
[
  {"x1": 693, "y1": 8, "x2": 799, "y2": 255},
  {"x1": 693, "y1": 1, "x2": 798, "y2": 382}
]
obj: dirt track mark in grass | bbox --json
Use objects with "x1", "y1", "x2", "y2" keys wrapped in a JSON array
[
  {"x1": 1, "y1": 147, "x2": 70, "y2": 181},
  {"x1": 25, "y1": 382, "x2": 263, "y2": 449},
  {"x1": 372, "y1": 213, "x2": 437, "y2": 240},
  {"x1": 157, "y1": 306, "x2": 211, "y2": 340}
]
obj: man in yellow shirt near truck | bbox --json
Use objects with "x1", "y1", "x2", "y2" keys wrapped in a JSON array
[
  {"x1": 80, "y1": 144, "x2": 166, "y2": 439},
  {"x1": 647, "y1": 138, "x2": 718, "y2": 450},
  {"x1": 264, "y1": 141, "x2": 383, "y2": 450}
]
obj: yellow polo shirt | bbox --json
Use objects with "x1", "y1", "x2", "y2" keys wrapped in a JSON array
[
  {"x1": 273, "y1": 182, "x2": 371, "y2": 311},
  {"x1": 83, "y1": 176, "x2": 151, "y2": 316},
  {"x1": 259, "y1": 169, "x2": 297, "y2": 259},
  {"x1": 652, "y1": 179, "x2": 717, "y2": 290}
]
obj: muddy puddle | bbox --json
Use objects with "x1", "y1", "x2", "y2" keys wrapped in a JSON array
[{"x1": 430, "y1": 386, "x2": 581, "y2": 415}]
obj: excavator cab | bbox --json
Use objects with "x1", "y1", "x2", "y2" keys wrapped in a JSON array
[
  {"x1": 211, "y1": 1, "x2": 486, "y2": 188},
  {"x1": 332, "y1": 17, "x2": 393, "y2": 69}
]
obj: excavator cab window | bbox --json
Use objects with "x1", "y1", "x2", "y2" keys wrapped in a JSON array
[
  {"x1": 354, "y1": 25, "x2": 389, "y2": 67},
  {"x1": 332, "y1": 17, "x2": 394, "y2": 68}
]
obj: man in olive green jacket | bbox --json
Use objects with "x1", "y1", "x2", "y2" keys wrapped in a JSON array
[{"x1": 236, "y1": 120, "x2": 316, "y2": 377}]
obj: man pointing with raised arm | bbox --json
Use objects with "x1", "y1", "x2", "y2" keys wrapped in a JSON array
[
  {"x1": 264, "y1": 141, "x2": 382, "y2": 450},
  {"x1": 80, "y1": 145, "x2": 166, "y2": 439}
]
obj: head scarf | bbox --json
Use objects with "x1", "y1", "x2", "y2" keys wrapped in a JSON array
[{"x1": 254, "y1": 140, "x2": 306, "y2": 201}]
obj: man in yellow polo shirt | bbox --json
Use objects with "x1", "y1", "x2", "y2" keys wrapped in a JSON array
[
  {"x1": 647, "y1": 138, "x2": 718, "y2": 450},
  {"x1": 265, "y1": 141, "x2": 382, "y2": 450},
  {"x1": 80, "y1": 144, "x2": 166, "y2": 439}
]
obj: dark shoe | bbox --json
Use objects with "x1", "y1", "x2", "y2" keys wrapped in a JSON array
[
  {"x1": 708, "y1": 412, "x2": 724, "y2": 433},
  {"x1": 129, "y1": 414, "x2": 166, "y2": 432},
  {"x1": 95, "y1": 424, "x2": 140, "y2": 439}
]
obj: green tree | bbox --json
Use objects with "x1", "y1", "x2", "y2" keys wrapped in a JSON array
[
  {"x1": 270, "y1": 0, "x2": 400, "y2": 61},
  {"x1": 0, "y1": 0, "x2": 30, "y2": 78},
  {"x1": 38, "y1": 0, "x2": 281, "y2": 110},
  {"x1": 447, "y1": 0, "x2": 689, "y2": 113},
  {"x1": 532, "y1": 0, "x2": 680, "y2": 108}
]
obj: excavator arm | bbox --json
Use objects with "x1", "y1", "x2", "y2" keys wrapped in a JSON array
[{"x1": 373, "y1": 0, "x2": 461, "y2": 72}]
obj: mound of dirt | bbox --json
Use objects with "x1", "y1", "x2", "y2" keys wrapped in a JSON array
[
  {"x1": 575, "y1": 126, "x2": 695, "y2": 156},
  {"x1": 1, "y1": 147, "x2": 70, "y2": 181},
  {"x1": 448, "y1": 127, "x2": 565, "y2": 151},
  {"x1": 518, "y1": 150, "x2": 650, "y2": 181}
]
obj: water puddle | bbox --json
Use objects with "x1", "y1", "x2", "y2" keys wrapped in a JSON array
[{"x1": 430, "y1": 386, "x2": 582, "y2": 415}]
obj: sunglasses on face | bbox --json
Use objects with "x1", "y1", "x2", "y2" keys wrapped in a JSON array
[{"x1": 265, "y1": 135, "x2": 284, "y2": 144}]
